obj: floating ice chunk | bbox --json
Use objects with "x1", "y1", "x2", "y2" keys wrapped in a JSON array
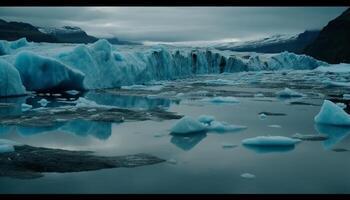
[
  {"x1": 276, "y1": 88, "x2": 304, "y2": 98},
  {"x1": 0, "y1": 59, "x2": 26, "y2": 97},
  {"x1": 242, "y1": 136, "x2": 301, "y2": 146},
  {"x1": 175, "y1": 93, "x2": 185, "y2": 98},
  {"x1": 201, "y1": 79, "x2": 234, "y2": 85},
  {"x1": 201, "y1": 96, "x2": 240, "y2": 103},
  {"x1": 221, "y1": 143, "x2": 237, "y2": 149},
  {"x1": 21, "y1": 103, "x2": 32, "y2": 111},
  {"x1": 167, "y1": 158, "x2": 177, "y2": 164},
  {"x1": 170, "y1": 116, "x2": 206, "y2": 135},
  {"x1": 37, "y1": 99, "x2": 49, "y2": 107},
  {"x1": 65, "y1": 90, "x2": 80, "y2": 95},
  {"x1": 241, "y1": 173, "x2": 256, "y2": 179},
  {"x1": 343, "y1": 94, "x2": 350, "y2": 100},
  {"x1": 0, "y1": 144, "x2": 14, "y2": 153},
  {"x1": 74, "y1": 97, "x2": 105, "y2": 108},
  {"x1": 268, "y1": 125, "x2": 282, "y2": 128},
  {"x1": 254, "y1": 93, "x2": 264, "y2": 98},
  {"x1": 259, "y1": 113, "x2": 267, "y2": 120},
  {"x1": 292, "y1": 133, "x2": 328, "y2": 141},
  {"x1": 336, "y1": 102, "x2": 347, "y2": 109},
  {"x1": 197, "y1": 115, "x2": 215, "y2": 124},
  {"x1": 121, "y1": 85, "x2": 164, "y2": 91},
  {"x1": 315, "y1": 63, "x2": 350, "y2": 73},
  {"x1": 323, "y1": 80, "x2": 350, "y2": 87},
  {"x1": 207, "y1": 121, "x2": 247, "y2": 132},
  {"x1": 314, "y1": 100, "x2": 350, "y2": 126}
]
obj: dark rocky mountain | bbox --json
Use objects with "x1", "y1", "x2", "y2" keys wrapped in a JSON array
[
  {"x1": 215, "y1": 30, "x2": 320, "y2": 54},
  {"x1": 304, "y1": 8, "x2": 350, "y2": 64},
  {"x1": 0, "y1": 19, "x2": 140, "y2": 45},
  {"x1": 0, "y1": 19, "x2": 58, "y2": 42}
]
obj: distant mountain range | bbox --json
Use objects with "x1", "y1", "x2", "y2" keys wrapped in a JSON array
[
  {"x1": 0, "y1": 19, "x2": 140, "y2": 45},
  {"x1": 214, "y1": 30, "x2": 320, "y2": 54},
  {"x1": 304, "y1": 8, "x2": 350, "y2": 64}
]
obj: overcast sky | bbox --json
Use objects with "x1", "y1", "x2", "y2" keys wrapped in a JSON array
[{"x1": 0, "y1": 7, "x2": 347, "y2": 43}]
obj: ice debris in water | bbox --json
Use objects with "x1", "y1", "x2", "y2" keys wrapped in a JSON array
[
  {"x1": 121, "y1": 84, "x2": 164, "y2": 91},
  {"x1": 343, "y1": 94, "x2": 350, "y2": 100},
  {"x1": 315, "y1": 63, "x2": 350, "y2": 73},
  {"x1": 21, "y1": 103, "x2": 32, "y2": 111},
  {"x1": 242, "y1": 136, "x2": 301, "y2": 146},
  {"x1": 336, "y1": 102, "x2": 347, "y2": 109},
  {"x1": 254, "y1": 93, "x2": 264, "y2": 98},
  {"x1": 241, "y1": 173, "x2": 256, "y2": 179},
  {"x1": 197, "y1": 115, "x2": 215, "y2": 125},
  {"x1": 207, "y1": 121, "x2": 247, "y2": 132},
  {"x1": 259, "y1": 113, "x2": 267, "y2": 120},
  {"x1": 37, "y1": 98, "x2": 49, "y2": 107},
  {"x1": 268, "y1": 125, "x2": 282, "y2": 128},
  {"x1": 170, "y1": 116, "x2": 207, "y2": 135},
  {"x1": 201, "y1": 96, "x2": 240, "y2": 103},
  {"x1": 65, "y1": 90, "x2": 80, "y2": 95},
  {"x1": 314, "y1": 100, "x2": 350, "y2": 126},
  {"x1": 276, "y1": 88, "x2": 304, "y2": 98}
]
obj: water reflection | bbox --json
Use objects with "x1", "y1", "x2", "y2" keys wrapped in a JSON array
[
  {"x1": 0, "y1": 96, "x2": 27, "y2": 116},
  {"x1": 243, "y1": 144, "x2": 295, "y2": 154},
  {"x1": 314, "y1": 124, "x2": 350, "y2": 150},
  {"x1": 170, "y1": 132, "x2": 207, "y2": 151},
  {"x1": 60, "y1": 119, "x2": 112, "y2": 140},
  {"x1": 87, "y1": 92, "x2": 171, "y2": 110}
]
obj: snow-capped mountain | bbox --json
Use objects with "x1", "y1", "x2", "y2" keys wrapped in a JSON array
[
  {"x1": 215, "y1": 30, "x2": 320, "y2": 54},
  {"x1": 37, "y1": 26, "x2": 98, "y2": 44}
]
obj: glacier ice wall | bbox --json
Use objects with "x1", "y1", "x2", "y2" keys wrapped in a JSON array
[
  {"x1": 0, "y1": 59, "x2": 26, "y2": 97},
  {"x1": 0, "y1": 39, "x2": 328, "y2": 95}
]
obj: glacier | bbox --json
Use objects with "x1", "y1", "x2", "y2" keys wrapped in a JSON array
[
  {"x1": 0, "y1": 59, "x2": 26, "y2": 97},
  {"x1": 0, "y1": 39, "x2": 331, "y2": 96}
]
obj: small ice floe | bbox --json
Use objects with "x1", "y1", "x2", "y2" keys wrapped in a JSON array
[
  {"x1": 259, "y1": 113, "x2": 267, "y2": 120},
  {"x1": 221, "y1": 143, "x2": 237, "y2": 149},
  {"x1": 292, "y1": 133, "x2": 328, "y2": 141},
  {"x1": 55, "y1": 118, "x2": 68, "y2": 122},
  {"x1": 175, "y1": 93, "x2": 185, "y2": 98},
  {"x1": 336, "y1": 102, "x2": 347, "y2": 109},
  {"x1": 254, "y1": 93, "x2": 264, "y2": 98},
  {"x1": 201, "y1": 96, "x2": 240, "y2": 103},
  {"x1": 323, "y1": 80, "x2": 350, "y2": 87},
  {"x1": 241, "y1": 173, "x2": 256, "y2": 179},
  {"x1": 242, "y1": 136, "x2": 301, "y2": 146},
  {"x1": 315, "y1": 63, "x2": 350, "y2": 73},
  {"x1": 343, "y1": 94, "x2": 350, "y2": 100},
  {"x1": 37, "y1": 98, "x2": 49, "y2": 107},
  {"x1": 21, "y1": 103, "x2": 32, "y2": 111},
  {"x1": 197, "y1": 115, "x2": 215, "y2": 125},
  {"x1": 65, "y1": 90, "x2": 80, "y2": 95},
  {"x1": 207, "y1": 121, "x2": 247, "y2": 132},
  {"x1": 87, "y1": 108, "x2": 97, "y2": 112},
  {"x1": 201, "y1": 79, "x2": 234, "y2": 85},
  {"x1": 276, "y1": 88, "x2": 305, "y2": 98},
  {"x1": 121, "y1": 84, "x2": 164, "y2": 91},
  {"x1": 268, "y1": 125, "x2": 282, "y2": 128},
  {"x1": 167, "y1": 159, "x2": 177, "y2": 164},
  {"x1": 314, "y1": 100, "x2": 350, "y2": 126},
  {"x1": 170, "y1": 116, "x2": 207, "y2": 135},
  {"x1": 52, "y1": 93, "x2": 62, "y2": 97}
]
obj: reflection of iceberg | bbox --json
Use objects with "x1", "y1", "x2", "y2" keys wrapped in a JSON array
[
  {"x1": 60, "y1": 119, "x2": 112, "y2": 140},
  {"x1": 86, "y1": 92, "x2": 171, "y2": 110},
  {"x1": 0, "y1": 96, "x2": 27, "y2": 116},
  {"x1": 243, "y1": 144, "x2": 295, "y2": 154},
  {"x1": 17, "y1": 123, "x2": 64, "y2": 136},
  {"x1": 314, "y1": 124, "x2": 350, "y2": 150},
  {"x1": 170, "y1": 132, "x2": 207, "y2": 151}
]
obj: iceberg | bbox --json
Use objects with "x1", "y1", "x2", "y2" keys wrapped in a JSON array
[
  {"x1": 0, "y1": 38, "x2": 28, "y2": 55},
  {"x1": 0, "y1": 59, "x2": 26, "y2": 97},
  {"x1": 314, "y1": 100, "x2": 350, "y2": 126},
  {"x1": 276, "y1": 88, "x2": 304, "y2": 98},
  {"x1": 0, "y1": 144, "x2": 14, "y2": 153},
  {"x1": 201, "y1": 96, "x2": 240, "y2": 103},
  {"x1": 242, "y1": 136, "x2": 301, "y2": 146},
  {"x1": 14, "y1": 51, "x2": 85, "y2": 92},
  {"x1": 170, "y1": 116, "x2": 206, "y2": 135},
  {"x1": 207, "y1": 121, "x2": 247, "y2": 132}
]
